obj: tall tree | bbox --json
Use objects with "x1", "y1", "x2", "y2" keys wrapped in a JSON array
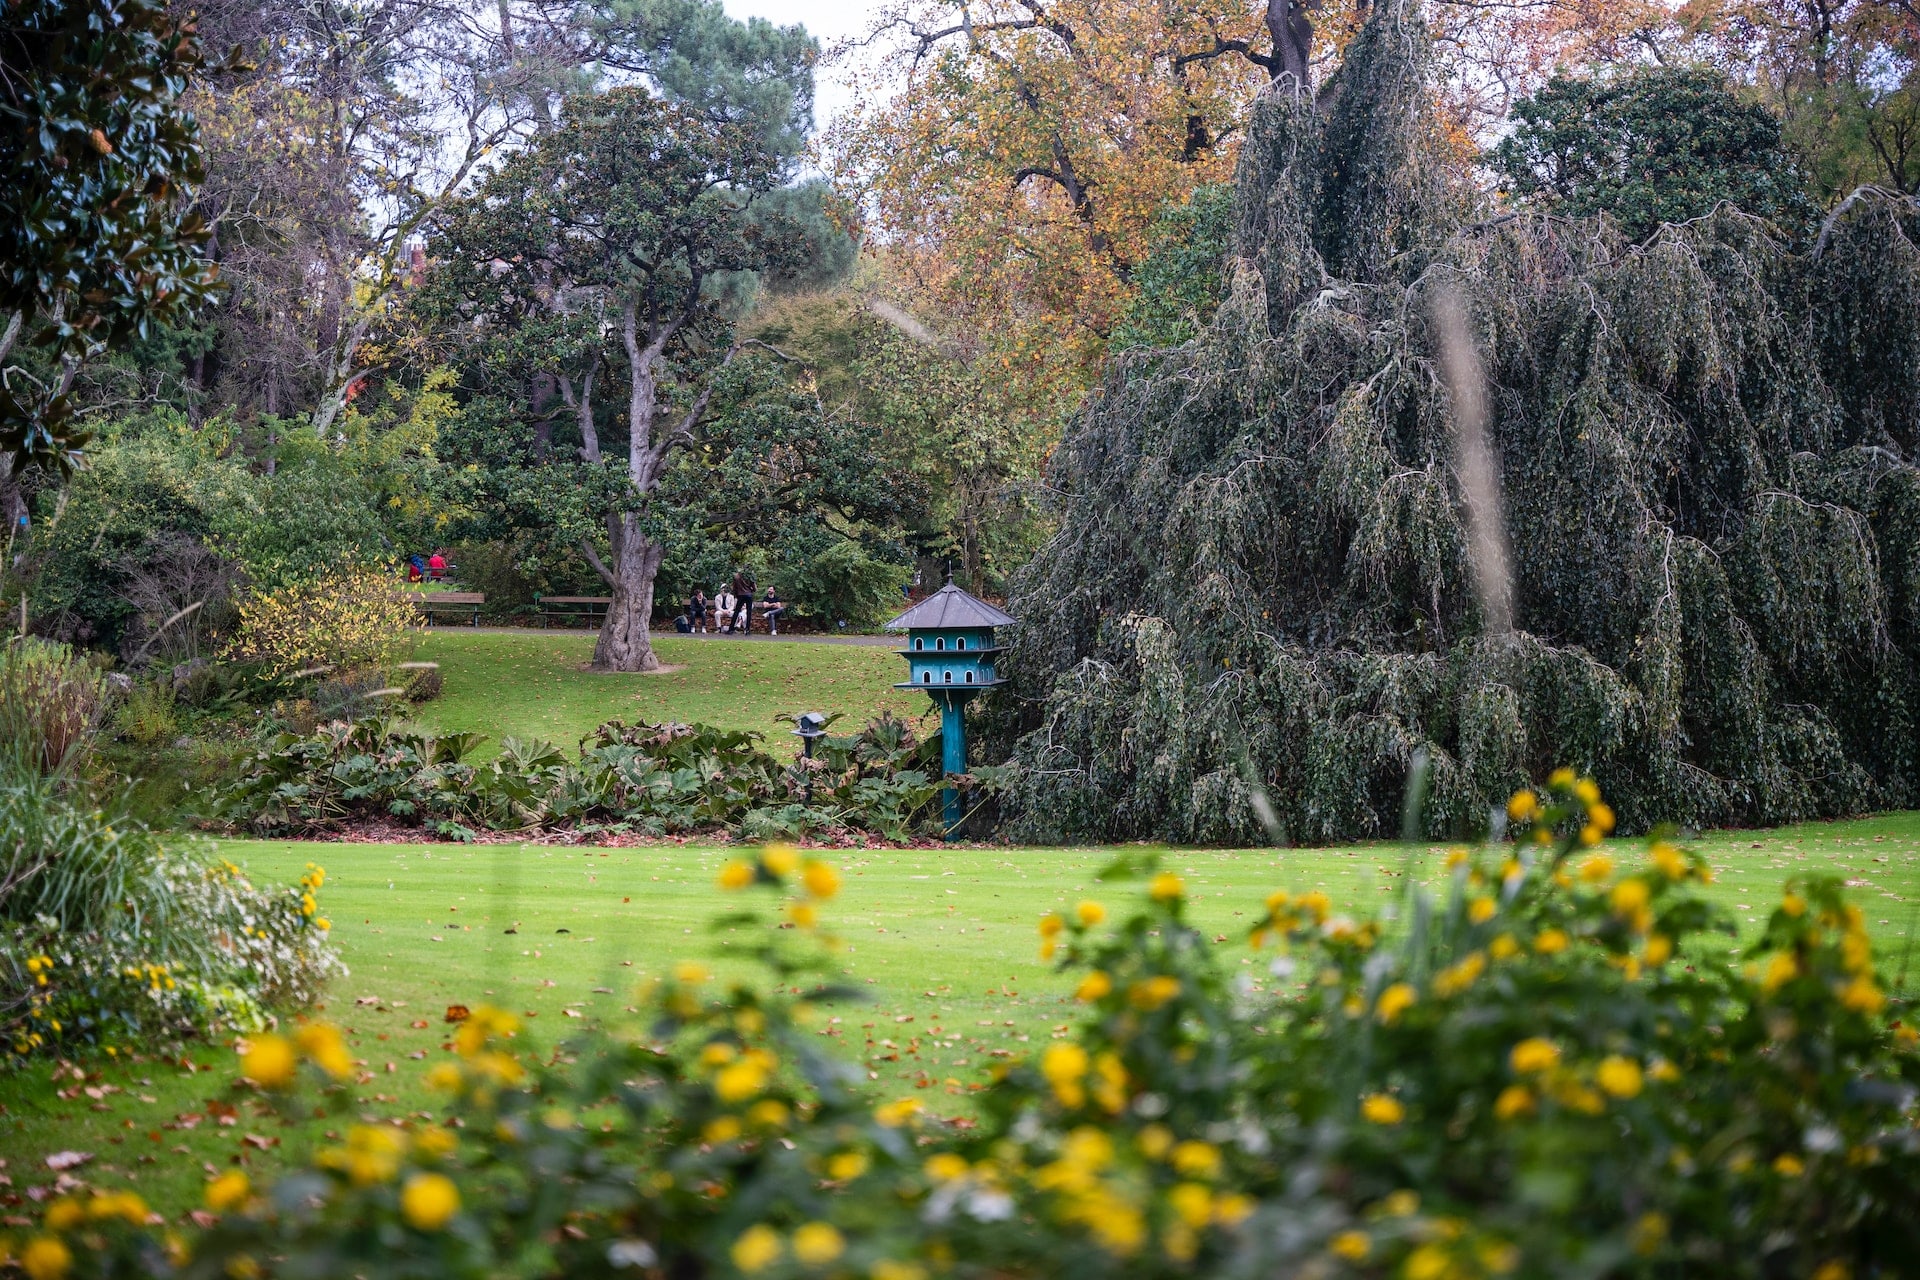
[
  {"x1": 1490, "y1": 67, "x2": 1817, "y2": 241},
  {"x1": 425, "y1": 88, "x2": 812, "y2": 671}
]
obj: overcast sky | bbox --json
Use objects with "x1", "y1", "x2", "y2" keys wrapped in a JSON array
[{"x1": 720, "y1": 0, "x2": 893, "y2": 131}]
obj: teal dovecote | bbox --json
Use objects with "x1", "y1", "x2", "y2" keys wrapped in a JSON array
[{"x1": 886, "y1": 583, "x2": 1015, "y2": 838}]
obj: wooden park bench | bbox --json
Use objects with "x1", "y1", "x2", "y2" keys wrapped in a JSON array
[
  {"x1": 415, "y1": 592, "x2": 485, "y2": 627},
  {"x1": 536, "y1": 595, "x2": 611, "y2": 629}
]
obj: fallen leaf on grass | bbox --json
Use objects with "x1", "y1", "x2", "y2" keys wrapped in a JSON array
[{"x1": 44, "y1": 1152, "x2": 90, "y2": 1171}]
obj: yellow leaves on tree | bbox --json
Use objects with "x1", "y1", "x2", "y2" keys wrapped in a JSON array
[{"x1": 225, "y1": 565, "x2": 421, "y2": 679}]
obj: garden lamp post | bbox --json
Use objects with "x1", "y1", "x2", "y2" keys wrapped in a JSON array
[
  {"x1": 792, "y1": 711, "x2": 828, "y2": 804},
  {"x1": 886, "y1": 582, "x2": 1014, "y2": 839}
]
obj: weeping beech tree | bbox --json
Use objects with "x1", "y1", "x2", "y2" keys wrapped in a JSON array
[{"x1": 985, "y1": 2, "x2": 1920, "y2": 844}]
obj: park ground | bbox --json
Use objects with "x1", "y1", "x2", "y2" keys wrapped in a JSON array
[{"x1": 2, "y1": 629, "x2": 1918, "y2": 1215}]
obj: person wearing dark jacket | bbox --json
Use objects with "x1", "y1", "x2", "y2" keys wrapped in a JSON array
[{"x1": 731, "y1": 569, "x2": 755, "y2": 634}]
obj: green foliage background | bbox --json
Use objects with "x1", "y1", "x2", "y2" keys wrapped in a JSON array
[{"x1": 987, "y1": 4, "x2": 1920, "y2": 844}]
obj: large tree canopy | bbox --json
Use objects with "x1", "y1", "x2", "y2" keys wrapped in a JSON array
[
  {"x1": 1489, "y1": 67, "x2": 1816, "y2": 242},
  {"x1": 987, "y1": 1, "x2": 1920, "y2": 844}
]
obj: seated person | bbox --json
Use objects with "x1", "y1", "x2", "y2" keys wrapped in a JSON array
[{"x1": 760, "y1": 586, "x2": 786, "y2": 636}]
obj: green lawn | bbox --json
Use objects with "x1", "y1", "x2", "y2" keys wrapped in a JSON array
[
  {"x1": 4, "y1": 818, "x2": 1917, "y2": 1218},
  {"x1": 411, "y1": 630, "x2": 921, "y2": 756}
]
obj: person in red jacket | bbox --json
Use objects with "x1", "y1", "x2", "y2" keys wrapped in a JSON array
[{"x1": 427, "y1": 550, "x2": 447, "y2": 581}]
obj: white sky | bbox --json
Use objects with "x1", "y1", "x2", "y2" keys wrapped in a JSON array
[{"x1": 720, "y1": 0, "x2": 893, "y2": 132}]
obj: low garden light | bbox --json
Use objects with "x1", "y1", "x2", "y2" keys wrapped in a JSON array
[
  {"x1": 885, "y1": 582, "x2": 1014, "y2": 839},
  {"x1": 792, "y1": 712, "x2": 829, "y2": 804}
]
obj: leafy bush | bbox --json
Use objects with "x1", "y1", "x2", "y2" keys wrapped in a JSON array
[
  {"x1": 225, "y1": 564, "x2": 421, "y2": 680},
  {"x1": 779, "y1": 536, "x2": 912, "y2": 629},
  {"x1": 112, "y1": 677, "x2": 180, "y2": 747},
  {"x1": 218, "y1": 712, "x2": 945, "y2": 840},
  {"x1": 0, "y1": 761, "x2": 344, "y2": 1059},
  {"x1": 26, "y1": 772, "x2": 1920, "y2": 1278},
  {"x1": 0, "y1": 638, "x2": 112, "y2": 776}
]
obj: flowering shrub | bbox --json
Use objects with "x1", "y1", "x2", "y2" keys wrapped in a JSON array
[
  {"x1": 224, "y1": 564, "x2": 420, "y2": 680},
  {"x1": 10, "y1": 776, "x2": 1918, "y2": 1279},
  {"x1": 1, "y1": 842, "x2": 344, "y2": 1060}
]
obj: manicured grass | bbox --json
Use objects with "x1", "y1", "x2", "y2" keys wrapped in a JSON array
[
  {"x1": 5, "y1": 816, "x2": 1917, "y2": 1219},
  {"x1": 412, "y1": 630, "x2": 921, "y2": 756}
]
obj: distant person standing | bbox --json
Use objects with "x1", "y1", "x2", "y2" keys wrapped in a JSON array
[
  {"x1": 731, "y1": 568, "x2": 755, "y2": 634},
  {"x1": 689, "y1": 588, "x2": 709, "y2": 634},
  {"x1": 427, "y1": 549, "x2": 447, "y2": 581},
  {"x1": 761, "y1": 585, "x2": 785, "y2": 636}
]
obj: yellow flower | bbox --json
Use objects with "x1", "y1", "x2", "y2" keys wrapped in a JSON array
[
  {"x1": 42, "y1": 1199, "x2": 84, "y2": 1231},
  {"x1": 748, "y1": 1100, "x2": 789, "y2": 1128},
  {"x1": 788, "y1": 902, "x2": 819, "y2": 929},
  {"x1": 1359, "y1": 1094, "x2": 1404, "y2": 1124},
  {"x1": 1588, "y1": 802, "x2": 1615, "y2": 833},
  {"x1": 1149, "y1": 872, "x2": 1184, "y2": 901},
  {"x1": 1533, "y1": 929, "x2": 1569, "y2": 956},
  {"x1": 872, "y1": 1263, "x2": 927, "y2": 1280},
  {"x1": 425, "y1": 1062, "x2": 464, "y2": 1092},
  {"x1": 1213, "y1": 1192, "x2": 1254, "y2": 1226},
  {"x1": 1075, "y1": 971, "x2": 1113, "y2": 1002},
  {"x1": 1128, "y1": 975, "x2": 1181, "y2": 1011},
  {"x1": 1630, "y1": 1211, "x2": 1668, "y2": 1256},
  {"x1": 1171, "y1": 1140, "x2": 1222, "y2": 1179},
  {"x1": 1609, "y1": 878, "x2": 1651, "y2": 922},
  {"x1": 762, "y1": 844, "x2": 800, "y2": 877},
  {"x1": 21, "y1": 1237, "x2": 71, "y2": 1280},
  {"x1": 1781, "y1": 892, "x2": 1806, "y2": 917},
  {"x1": 802, "y1": 861, "x2": 841, "y2": 900},
  {"x1": 1579, "y1": 823, "x2": 1604, "y2": 846},
  {"x1": 1572, "y1": 777, "x2": 1600, "y2": 805},
  {"x1": 1509, "y1": 1038, "x2": 1560, "y2": 1074},
  {"x1": 793, "y1": 1222, "x2": 845, "y2": 1266},
  {"x1": 714, "y1": 1059, "x2": 770, "y2": 1103},
  {"x1": 1493, "y1": 1084, "x2": 1534, "y2": 1120},
  {"x1": 1596, "y1": 1056, "x2": 1643, "y2": 1099},
  {"x1": 1644, "y1": 934, "x2": 1673, "y2": 966},
  {"x1": 1038, "y1": 913, "x2": 1065, "y2": 938},
  {"x1": 204, "y1": 1171, "x2": 250, "y2": 1212},
  {"x1": 415, "y1": 1127, "x2": 458, "y2": 1160},
  {"x1": 1578, "y1": 853, "x2": 1613, "y2": 883},
  {"x1": 1374, "y1": 982, "x2": 1417, "y2": 1023},
  {"x1": 1329, "y1": 1230, "x2": 1370, "y2": 1262},
  {"x1": 1813, "y1": 1262, "x2": 1851, "y2": 1280},
  {"x1": 1042, "y1": 1042, "x2": 1089, "y2": 1105},
  {"x1": 1168, "y1": 1181, "x2": 1213, "y2": 1228},
  {"x1": 1840, "y1": 975, "x2": 1885, "y2": 1014},
  {"x1": 1489, "y1": 933, "x2": 1520, "y2": 961},
  {"x1": 1772, "y1": 1153, "x2": 1804, "y2": 1177},
  {"x1": 1136, "y1": 1124, "x2": 1174, "y2": 1159},
  {"x1": 1404, "y1": 1243, "x2": 1452, "y2": 1280},
  {"x1": 827, "y1": 1150, "x2": 870, "y2": 1181},
  {"x1": 924, "y1": 1153, "x2": 969, "y2": 1182},
  {"x1": 1649, "y1": 841, "x2": 1687, "y2": 880},
  {"x1": 239, "y1": 1034, "x2": 297, "y2": 1089},
  {"x1": 1760, "y1": 951, "x2": 1799, "y2": 995},
  {"x1": 1467, "y1": 897, "x2": 1497, "y2": 925},
  {"x1": 674, "y1": 961, "x2": 710, "y2": 985},
  {"x1": 732, "y1": 1225, "x2": 783, "y2": 1273},
  {"x1": 294, "y1": 1022, "x2": 353, "y2": 1081},
  {"x1": 1076, "y1": 900, "x2": 1106, "y2": 926},
  {"x1": 1298, "y1": 890, "x2": 1331, "y2": 921},
  {"x1": 874, "y1": 1097, "x2": 923, "y2": 1127},
  {"x1": 1505, "y1": 789, "x2": 1539, "y2": 822},
  {"x1": 400, "y1": 1173, "x2": 459, "y2": 1231},
  {"x1": 718, "y1": 861, "x2": 755, "y2": 890},
  {"x1": 1548, "y1": 766, "x2": 1576, "y2": 789}
]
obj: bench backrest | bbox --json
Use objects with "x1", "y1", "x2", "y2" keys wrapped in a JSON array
[
  {"x1": 420, "y1": 592, "x2": 485, "y2": 604},
  {"x1": 540, "y1": 596, "x2": 613, "y2": 605}
]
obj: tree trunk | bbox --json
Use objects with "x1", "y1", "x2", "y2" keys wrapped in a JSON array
[{"x1": 592, "y1": 512, "x2": 664, "y2": 672}]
